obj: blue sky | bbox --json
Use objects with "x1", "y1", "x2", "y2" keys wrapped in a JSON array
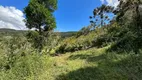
[
  {"x1": 0, "y1": 0, "x2": 117, "y2": 32},
  {"x1": 54, "y1": 0, "x2": 101, "y2": 32}
]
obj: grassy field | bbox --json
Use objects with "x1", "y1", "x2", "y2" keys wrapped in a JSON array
[{"x1": 29, "y1": 46, "x2": 142, "y2": 80}]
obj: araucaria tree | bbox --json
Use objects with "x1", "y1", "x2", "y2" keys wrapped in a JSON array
[
  {"x1": 24, "y1": 0, "x2": 57, "y2": 50},
  {"x1": 90, "y1": 4, "x2": 114, "y2": 27}
]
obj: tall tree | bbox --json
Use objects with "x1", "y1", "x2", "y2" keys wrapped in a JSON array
[
  {"x1": 90, "y1": 4, "x2": 114, "y2": 28},
  {"x1": 24, "y1": 0, "x2": 57, "y2": 35},
  {"x1": 24, "y1": 0, "x2": 57, "y2": 51}
]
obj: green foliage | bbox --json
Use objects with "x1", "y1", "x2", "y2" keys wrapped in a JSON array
[
  {"x1": 76, "y1": 25, "x2": 95, "y2": 37},
  {"x1": 106, "y1": 0, "x2": 142, "y2": 53},
  {"x1": 0, "y1": 35, "x2": 50, "y2": 80},
  {"x1": 26, "y1": 31, "x2": 61, "y2": 53},
  {"x1": 55, "y1": 29, "x2": 100, "y2": 53},
  {"x1": 42, "y1": 32, "x2": 61, "y2": 55},
  {"x1": 26, "y1": 31, "x2": 44, "y2": 51},
  {"x1": 24, "y1": 0, "x2": 57, "y2": 32},
  {"x1": 55, "y1": 22, "x2": 120, "y2": 54}
]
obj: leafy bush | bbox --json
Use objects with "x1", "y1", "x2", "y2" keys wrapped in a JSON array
[
  {"x1": 26, "y1": 31, "x2": 61, "y2": 53},
  {"x1": 0, "y1": 35, "x2": 49, "y2": 80}
]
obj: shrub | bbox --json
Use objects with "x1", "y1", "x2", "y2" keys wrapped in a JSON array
[{"x1": 0, "y1": 35, "x2": 49, "y2": 80}]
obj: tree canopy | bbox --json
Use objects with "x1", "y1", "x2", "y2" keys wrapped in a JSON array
[{"x1": 24, "y1": 0, "x2": 57, "y2": 35}]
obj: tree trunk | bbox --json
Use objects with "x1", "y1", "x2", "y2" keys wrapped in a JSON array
[
  {"x1": 38, "y1": 25, "x2": 42, "y2": 35},
  {"x1": 135, "y1": 3, "x2": 141, "y2": 33}
]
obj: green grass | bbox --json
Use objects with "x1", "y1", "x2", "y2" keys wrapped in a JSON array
[{"x1": 29, "y1": 46, "x2": 142, "y2": 80}]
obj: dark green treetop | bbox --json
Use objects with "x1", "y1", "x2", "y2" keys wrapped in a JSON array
[{"x1": 24, "y1": 0, "x2": 57, "y2": 34}]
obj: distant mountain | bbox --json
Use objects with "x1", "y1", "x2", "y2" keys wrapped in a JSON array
[
  {"x1": 0, "y1": 28, "x2": 16, "y2": 32},
  {"x1": 60, "y1": 31, "x2": 77, "y2": 38},
  {"x1": 0, "y1": 28, "x2": 77, "y2": 37},
  {"x1": 0, "y1": 28, "x2": 27, "y2": 36}
]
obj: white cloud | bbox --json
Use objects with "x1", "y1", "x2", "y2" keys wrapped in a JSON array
[
  {"x1": 0, "y1": 6, "x2": 27, "y2": 30},
  {"x1": 100, "y1": 0, "x2": 119, "y2": 8},
  {"x1": 100, "y1": 0, "x2": 105, "y2": 4}
]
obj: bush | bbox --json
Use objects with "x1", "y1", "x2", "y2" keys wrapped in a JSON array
[
  {"x1": 0, "y1": 35, "x2": 49, "y2": 80},
  {"x1": 26, "y1": 31, "x2": 61, "y2": 53}
]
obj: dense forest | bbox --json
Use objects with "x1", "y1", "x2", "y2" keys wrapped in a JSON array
[{"x1": 0, "y1": 0, "x2": 142, "y2": 80}]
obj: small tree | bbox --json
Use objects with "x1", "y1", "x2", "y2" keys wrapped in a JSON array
[{"x1": 24, "y1": 0, "x2": 57, "y2": 50}]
